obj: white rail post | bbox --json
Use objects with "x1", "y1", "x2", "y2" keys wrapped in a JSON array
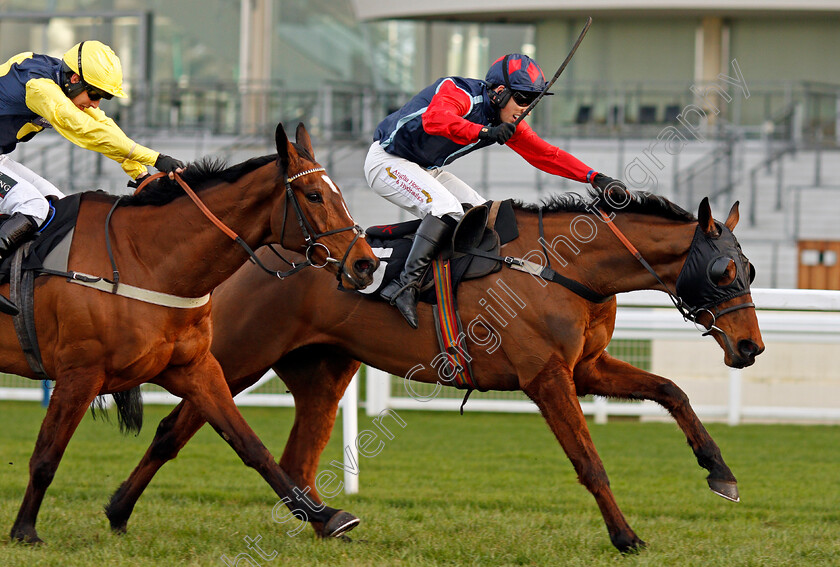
[
  {"x1": 341, "y1": 371, "x2": 359, "y2": 494},
  {"x1": 365, "y1": 366, "x2": 390, "y2": 416},
  {"x1": 593, "y1": 395, "x2": 609, "y2": 424},
  {"x1": 727, "y1": 368, "x2": 743, "y2": 426}
]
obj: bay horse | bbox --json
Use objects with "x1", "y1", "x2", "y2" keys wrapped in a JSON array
[
  {"x1": 2, "y1": 122, "x2": 378, "y2": 543},
  {"x1": 105, "y1": 191, "x2": 763, "y2": 552}
]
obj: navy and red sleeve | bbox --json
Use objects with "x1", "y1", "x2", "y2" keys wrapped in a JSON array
[
  {"x1": 507, "y1": 121, "x2": 597, "y2": 184},
  {"x1": 421, "y1": 79, "x2": 484, "y2": 145}
]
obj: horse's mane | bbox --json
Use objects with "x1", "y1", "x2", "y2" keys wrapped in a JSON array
[
  {"x1": 513, "y1": 187, "x2": 696, "y2": 223},
  {"x1": 116, "y1": 139, "x2": 319, "y2": 207},
  {"x1": 116, "y1": 154, "x2": 276, "y2": 207}
]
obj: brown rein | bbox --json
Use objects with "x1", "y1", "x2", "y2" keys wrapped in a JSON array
[
  {"x1": 131, "y1": 167, "x2": 362, "y2": 282},
  {"x1": 134, "y1": 172, "x2": 237, "y2": 240},
  {"x1": 596, "y1": 209, "x2": 755, "y2": 336}
]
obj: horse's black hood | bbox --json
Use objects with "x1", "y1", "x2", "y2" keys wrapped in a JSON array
[{"x1": 675, "y1": 223, "x2": 755, "y2": 311}]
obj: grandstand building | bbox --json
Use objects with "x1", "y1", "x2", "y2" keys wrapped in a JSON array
[{"x1": 1, "y1": 0, "x2": 839, "y2": 287}]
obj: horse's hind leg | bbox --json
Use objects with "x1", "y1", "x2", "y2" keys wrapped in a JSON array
[
  {"x1": 106, "y1": 369, "x2": 278, "y2": 533},
  {"x1": 523, "y1": 354, "x2": 645, "y2": 553},
  {"x1": 156, "y1": 354, "x2": 359, "y2": 538},
  {"x1": 105, "y1": 395, "x2": 214, "y2": 533},
  {"x1": 11, "y1": 373, "x2": 104, "y2": 543},
  {"x1": 275, "y1": 348, "x2": 361, "y2": 536},
  {"x1": 576, "y1": 352, "x2": 738, "y2": 502}
]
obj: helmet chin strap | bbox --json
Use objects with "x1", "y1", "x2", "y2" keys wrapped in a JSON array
[
  {"x1": 489, "y1": 54, "x2": 513, "y2": 109},
  {"x1": 61, "y1": 41, "x2": 88, "y2": 98},
  {"x1": 76, "y1": 40, "x2": 87, "y2": 83},
  {"x1": 61, "y1": 63, "x2": 85, "y2": 98}
]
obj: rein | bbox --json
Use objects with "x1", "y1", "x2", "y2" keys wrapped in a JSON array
[
  {"x1": 463, "y1": 205, "x2": 753, "y2": 340},
  {"x1": 134, "y1": 168, "x2": 363, "y2": 282},
  {"x1": 595, "y1": 209, "x2": 755, "y2": 337}
]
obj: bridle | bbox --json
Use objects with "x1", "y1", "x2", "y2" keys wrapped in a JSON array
[
  {"x1": 266, "y1": 167, "x2": 364, "y2": 287},
  {"x1": 596, "y1": 209, "x2": 756, "y2": 340},
  {"x1": 133, "y1": 167, "x2": 363, "y2": 284}
]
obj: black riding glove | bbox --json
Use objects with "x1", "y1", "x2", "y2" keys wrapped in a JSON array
[
  {"x1": 478, "y1": 122, "x2": 516, "y2": 145},
  {"x1": 154, "y1": 154, "x2": 186, "y2": 174},
  {"x1": 591, "y1": 173, "x2": 627, "y2": 192},
  {"x1": 127, "y1": 173, "x2": 149, "y2": 189}
]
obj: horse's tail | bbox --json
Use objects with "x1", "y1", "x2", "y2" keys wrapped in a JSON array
[
  {"x1": 90, "y1": 387, "x2": 144, "y2": 436},
  {"x1": 113, "y1": 387, "x2": 144, "y2": 435}
]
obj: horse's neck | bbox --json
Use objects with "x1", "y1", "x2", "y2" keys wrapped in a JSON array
[
  {"x1": 113, "y1": 167, "x2": 277, "y2": 297},
  {"x1": 511, "y1": 211, "x2": 695, "y2": 296}
]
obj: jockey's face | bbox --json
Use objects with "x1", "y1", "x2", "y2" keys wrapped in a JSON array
[
  {"x1": 494, "y1": 86, "x2": 530, "y2": 124},
  {"x1": 70, "y1": 90, "x2": 101, "y2": 110},
  {"x1": 67, "y1": 74, "x2": 101, "y2": 110}
]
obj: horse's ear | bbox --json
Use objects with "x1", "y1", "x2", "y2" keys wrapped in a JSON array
[
  {"x1": 724, "y1": 201, "x2": 740, "y2": 231},
  {"x1": 276, "y1": 122, "x2": 290, "y2": 172},
  {"x1": 697, "y1": 197, "x2": 717, "y2": 235},
  {"x1": 295, "y1": 123, "x2": 314, "y2": 157}
]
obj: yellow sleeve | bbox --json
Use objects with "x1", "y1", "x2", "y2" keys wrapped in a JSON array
[{"x1": 24, "y1": 78, "x2": 160, "y2": 179}]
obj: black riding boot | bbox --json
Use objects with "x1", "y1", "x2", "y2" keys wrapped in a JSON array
[
  {"x1": 380, "y1": 214, "x2": 454, "y2": 328},
  {"x1": 0, "y1": 212, "x2": 38, "y2": 316}
]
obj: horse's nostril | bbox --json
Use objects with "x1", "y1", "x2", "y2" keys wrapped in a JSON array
[
  {"x1": 738, "y1": 339, "x2": 759, "y2": 359},
  {"x1": 354, "y1": 259, "x2": 374, "y2": 275}
]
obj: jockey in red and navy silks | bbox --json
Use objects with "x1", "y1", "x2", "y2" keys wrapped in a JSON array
[
  {"x1": 365, "y1": 53, "x2": 627, "y2": 329},
  {"x1": 373, "y1": 75, "x2": 593, "y2": 179}
]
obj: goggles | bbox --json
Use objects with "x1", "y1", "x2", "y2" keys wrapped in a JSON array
[
  {"x1": 84, "y1": 83, "x2": 114, "y2": 101},
  {"x1": 511, "y1": 90, "x2": 540, "y2": 106}
]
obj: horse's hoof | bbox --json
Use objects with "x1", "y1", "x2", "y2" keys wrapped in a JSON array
[
  {"x1": 10, "y1": 528, "x2": 44, "y2": 545},
  {"x1": 612, "y1": 533, "x2": 646, "y2": 554},
  {"x1": 708, "y1": 478, "x2": 740, "y2": 502},
  {"x1": 323, "y1": 510, "x2": 360, "y2": 538}
]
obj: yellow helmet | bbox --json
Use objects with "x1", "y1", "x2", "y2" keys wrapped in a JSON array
[{"x1": 62, "y1": 40, "x2": 127, "y2": 98}]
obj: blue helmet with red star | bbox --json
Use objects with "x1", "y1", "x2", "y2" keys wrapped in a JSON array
[{"x1": 484, "y1": 54, "x2": 552, "y2": 108}]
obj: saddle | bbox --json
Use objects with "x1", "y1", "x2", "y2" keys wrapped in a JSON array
[
  {"x1": 0, "y1": 194, "x2": 82, "y2": 284},
  {"x1": 364, "y1": 200, "x2": 519, "y2": 400},
  {"x1": 364, "y1": 199, "x2": 519, "y2": 304},
  {"x1": 0, "y1": 194, "x2": 82, "y2": 380}
]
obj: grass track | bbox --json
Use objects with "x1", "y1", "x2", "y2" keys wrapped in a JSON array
[{"x1": 0, "y1": 401, "x2": 838, "y2": 566}]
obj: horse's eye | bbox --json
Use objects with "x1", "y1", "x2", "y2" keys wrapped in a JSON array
[
  {"x1": 306, "y1": 192, "x2": 323, "y2": 203},
  {"x1": 708, "y1": 256, "x2": 736, "y2": 286}
]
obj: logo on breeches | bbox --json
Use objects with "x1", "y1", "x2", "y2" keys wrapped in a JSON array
[{"x1": 0, "y1": 173, "x2": 19, "y2": 198}]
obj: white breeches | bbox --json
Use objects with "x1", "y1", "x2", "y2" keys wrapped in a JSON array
[
  {"x1": 364, "y1": 142, "x2": 486, "y2": 220},
  {"x1": 0, "y1": 155, "x2": 65, "y2": 225}
]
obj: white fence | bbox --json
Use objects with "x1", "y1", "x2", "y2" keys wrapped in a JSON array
[
  {"x1": 3, "y1": 288, "x2": 840, "y2": 495},
  {"x1": 364, "y1": 288, "x2": 840, "y2": 425}
]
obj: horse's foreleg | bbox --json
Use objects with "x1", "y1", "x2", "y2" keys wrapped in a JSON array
[
  {"x1": 157, "y1": 355, "x2": 359, "y2": 538},
  {"x1": 276, "y1": 351, "x2": 361, "y2": 536},
  {"x1": 105, "y1": 369, "x2": 266, "y2": 533},
  {"x1": 523, "y1": 354, "x2": 645, "y2": 553},
  {"x1": 576, "y1": 352, "x2": 738, "y2": 501},
  {"x1": 11, "y1": 374, "x2": 104, "y2": 543}
]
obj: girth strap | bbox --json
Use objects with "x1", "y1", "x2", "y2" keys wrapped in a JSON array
[
  {"x1": 39, "y1": 268, "x2": 210, "y2": 309},
  {"x1": 11, "y1": 242, "x2": 50, "y2": 380}
]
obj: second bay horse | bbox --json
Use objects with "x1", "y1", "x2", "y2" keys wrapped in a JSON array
[{"x1": 105, "y1": 190, "x2": 763, "y2": 551}]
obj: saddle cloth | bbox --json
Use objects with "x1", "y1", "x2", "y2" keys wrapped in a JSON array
[
  {"x1": 0, "y1": 193, "x2": 82, "y2": 284},
  {"x1": 362, "y1": 199, "x2": 519, "y2": 303}
]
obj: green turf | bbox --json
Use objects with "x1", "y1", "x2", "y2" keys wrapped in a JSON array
[{"x1": 0, "y1": 401, "x2": 838, "y2": 566}]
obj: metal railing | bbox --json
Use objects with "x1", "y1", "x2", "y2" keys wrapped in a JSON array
[{"x1": 96, "y1": 79, "x2": 840, "y2": 141}]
